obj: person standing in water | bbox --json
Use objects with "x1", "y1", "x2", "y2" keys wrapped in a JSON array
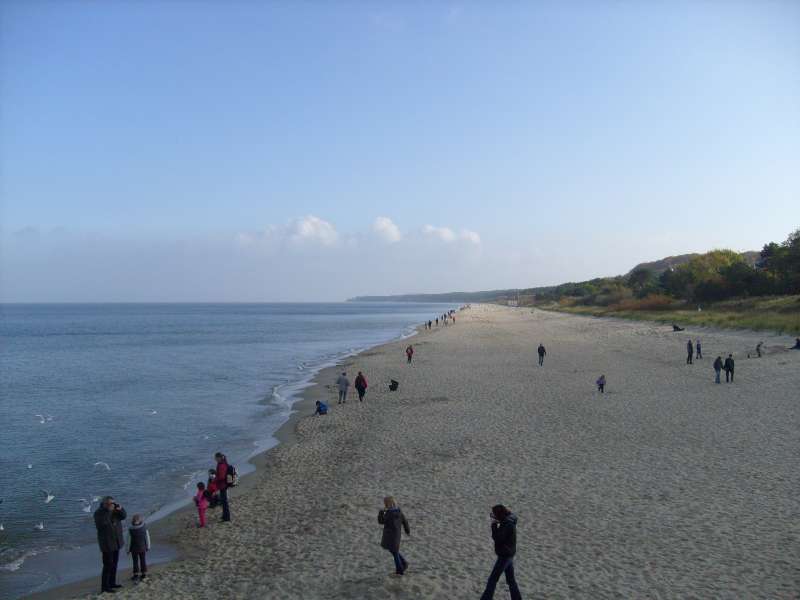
[
  {"x1": 378, "y1": 496, "x2": 410, "y2": 576},
  {"x1": 713, "y1": 356, "x2": 723, "y2": 384},
  {"x1": 354, "y1": 371, "x2": 368, "y2": 402},
  {"x1": 686, "y1": 340, "x2": 694, "y2": 365},
  {"x1": 336, "y1": 371, "x2": 350, "y2": 404},
  {"x1": 479, "y1": 504, "x2": 522, "y2": 600}
]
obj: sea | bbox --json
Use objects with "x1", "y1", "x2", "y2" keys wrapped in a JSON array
[{"x1": 0, "y1": 302, "x2": 453, "y2": 599}]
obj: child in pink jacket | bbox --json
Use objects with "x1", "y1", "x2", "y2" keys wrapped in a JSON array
[{"x1": 194, "y1": 482, "x2": 210, "y2": 527}]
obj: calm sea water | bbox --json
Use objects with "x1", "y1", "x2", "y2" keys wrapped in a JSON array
[{"x1": 0, "y1": 302, "x2": 452, "y2": 599}]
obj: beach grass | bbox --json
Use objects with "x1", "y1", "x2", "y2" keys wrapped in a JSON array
[{"x1": 538, "y1": 294, "x2": 800, "y2": 335}]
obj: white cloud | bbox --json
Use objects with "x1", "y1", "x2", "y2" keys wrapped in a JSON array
[
  {"x1": 372, "y1": 216, "x2": 402, "y2": 243},
  {"x1": 422, "y1": 224, "x2": 480, "y2": 244},
  {"x1": 289, "y1": 215, "x2": 338, "y2": 246},
  {"x1": 460, "y1": 229, "x2": 481, "y2": 244},
  {"x1": 423, "y1": 224, "x2": 457, "y2": 242}
]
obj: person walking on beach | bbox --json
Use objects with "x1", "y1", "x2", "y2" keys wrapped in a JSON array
[
  {"x1": 537, "y1": 344, "x2": 546, "y2": 366},
  {"x1": 696, "y1": 339, "x2": 702, "y2": 359},
  {"x1": 596, "y1": 375, "x2": 606, "y2": 394},
  {"x1": 724, "y1": 354, "x2": 735, "y2": 383},
  {"x1": 756, "y1": 341, "x2": 763, "y2": 358},
  {"x1": 355, "y1": 371, "x2": 368, "y2": 402},
  {"x1": 127, "y1": 514, "x2": 151, "y2": 581},
  {"x1": 713, "y1": 356, "x2": 723, "y2": 384},
  {"x1": 214, "y1": 452, "x2": 232, "y2": 522},
  {"x1": 94, "y1": 495, "x2": 127, "y2": 593},
  {"x1": 378, "y1": 496, "x2": 410, "y2": 576},
  {"x1": 336, "y1": 371, "x2": 350, "y2": 404},
  {"x1": 194, "y1": 483, "x2": 210, "y2": 528},
  {"x1": 406, "y1": 345, "x2": 414, "y2": 364},
  {"x1": 479, "y1": 504, "x2": 522, "y2": 600},
  {"x1": 686, "y1": 340, "x2": 694, "y2": 364}
]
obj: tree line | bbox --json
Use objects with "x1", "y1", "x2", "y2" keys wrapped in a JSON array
[{"x1": 531, "y1": 227, "x2": 800, "y2": 307}]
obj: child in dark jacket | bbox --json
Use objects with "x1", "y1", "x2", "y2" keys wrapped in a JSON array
[
  {"x1": 128, "y1": 514, "x2": 151, "y2": 581},
  {"x1": 596, "y1": 375, "x2": 606, "y2": 393}
]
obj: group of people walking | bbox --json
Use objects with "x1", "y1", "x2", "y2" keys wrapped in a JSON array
[
  {"x1": 685, "y1": 338, "x2": 737, "y2": 384},
  {"x1": 95, "y1": 452, "x2": 235, "y2": 593},
  {"x1": 334, "y1": 370, "x2": 369, "y2": 404},
  {"x1": 377, "y1": 496, "x2": 521, "y2": 600}
]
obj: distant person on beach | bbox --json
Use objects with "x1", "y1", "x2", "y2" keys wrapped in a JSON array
[
  {"x1": 315, "y1": 400, "x2": 328, "y2": 415},
  {"x1": 672, "y1": 324, "x2": 684, "y2": 332},
  {"x1": 428, "y1": 320, "x2": 432, "y2": 329},
  {"x1": 355, "y1": 371, "x2": 368, "y2": 401},
  {"x1": 713, "y1": 356, "x2": 723, "y2": 384},
  {"x1": 686, "y1": 340, "x2": 694, "y2": 364},
  {"x1": 94, "y1": 495, "x2": 127, "y2": 593},
  {"x1": 724, "y1": 354, "x2": 735, "y2": 383},
  {"x1": 127, "y1": 513, "x2": 150, "y2": 581},
  {"x1": 378, "y1": 496, "x2": 410, "y2": 576},
  {"x1": 206, "y1": 469, "x2": 219, "y2": 507},
  {"x1": 479, "y1": 504, "x2": 522, "y2": 600},
  {"x1": 194, "y1": 482, "x2": 210, "y2": 528},
  {"x1": 537, "y1": 344, "x2": 546, "y2": 366},
  {"x1": 435, "y1": 317, "x2": 439, "y2": 326},
  {"x1": 214, "y1": 452, "x2": 232, "y2": 522},
  {"x1": 336, "y1": 372, "x2": 350, "y2": 404},
  {"x1": 794, "y1": 337, "x2": 800, "y2": 349},
  {"x1": 596, "y1": 375, "x2": 606, "y2": 393},
  {"x1": 406, "y1": 345, "x2": 414, "y2": 364},
  {"x1": 756, "y1": 342, "x2": 763, "y2": 358},
  {"x1": 696, "y1": 339, "x2": 702, "y2": 359}
]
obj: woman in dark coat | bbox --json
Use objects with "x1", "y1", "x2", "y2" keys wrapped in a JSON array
[
  {"x1": 354, "y1": 371, "x2": 368, "y2": 402},
  {"x1": 378, "y1": 496, "x2": 410, "y2": 575}
]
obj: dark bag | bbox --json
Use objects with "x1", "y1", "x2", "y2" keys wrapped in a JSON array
[
  {"x1": 389, "y1": 380, "x2": 399, "y2": 391},
  {"x1": 226, "y1": 464, "x2": 238, "y2": 487}
]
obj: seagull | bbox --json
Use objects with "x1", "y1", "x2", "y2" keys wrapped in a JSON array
[
  {"x1": 27, "y1": 464, "x2": 33, "y2": 470},
  {"x1": 33, "y1": 522, "x2": 45, "y2": 531},
  {"x1": 78, "y1": 498, "x2": 93, "y2": 513},
  {"x1": 41, "y1": 490, "x2": 55, "y2": 504},
  {"x1": 35, "y1": 414, "x2": 46, "y2": 424},
  {"x1": 93, "y1": 462, "x2": 111, "y2": 471},
  {"x1": 148, "y1": 410, "x2": 157, "y2": 415},
  {"x1": 0, "y1": 523, "x2": 4, "y2": 531},
  {"x1": 92, "y1": 496, "x2": 101, "y2": 502}
]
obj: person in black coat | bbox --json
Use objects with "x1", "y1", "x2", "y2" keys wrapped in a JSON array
[
  {"x1": 94, "y1": 495, "x2": 127, "y2": 593},
  {"x1": 480, "y1": 504, "x2": 522, "y2": 600},
  {"x1": 686, "y1": 340, "x2": 694, "y2": 365},
  {"x1": 377, "y1": 496, "x2": 410, "y2": 575},
  {"x1": 537, "y1": 344, "x2": 546, "y2": 366},
  {"x1": 724, "y1": 354, "x2": 735, "y2": 382}
]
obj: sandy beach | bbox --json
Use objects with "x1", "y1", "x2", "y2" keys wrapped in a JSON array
[{"x1": 32, "y1": 305, "x2": 800, "y2": 599}]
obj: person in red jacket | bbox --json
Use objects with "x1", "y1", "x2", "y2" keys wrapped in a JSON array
[
  {"x1": 206, "y1": 469, "x2": 219, "y2": 507},
  {"x1": 354, "y1": 371, "x2": 368, "y2": 402},
  {"x1": 214, "y1": 452, "x2": 231, "y2": 522}
]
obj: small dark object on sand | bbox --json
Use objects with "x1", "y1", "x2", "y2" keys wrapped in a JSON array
[
  {"x1": 672, "y1": 324, "x2": 685, "y2": 332},
  {"x1": 389, "y1": 380, "x2": 399, "y2": 391}
]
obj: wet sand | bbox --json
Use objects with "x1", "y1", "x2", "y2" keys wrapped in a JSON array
[{"x1": 30, "y1": 305, "x2": 800, "y2": 599}]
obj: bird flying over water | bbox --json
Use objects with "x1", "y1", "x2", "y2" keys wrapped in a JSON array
[
  {"x1": 34, "y1": 414, "x2": 46, "y2": 424},
  {"x1": 33, "y1": 522, "x2": 44, "y2": 531},
  {"x1": 93, "y1": 462, "x2": 111, "y2": 471},
  {"x1": 41, "y1": 490, "x2": 55, "y2": 504}
]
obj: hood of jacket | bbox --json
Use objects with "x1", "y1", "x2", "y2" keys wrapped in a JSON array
[{"x1": 130, "y1": 521, "x2": 146, "y2": 530}]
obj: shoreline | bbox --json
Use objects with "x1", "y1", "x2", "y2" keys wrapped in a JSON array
[{"x1": 23, "y1": 319, "x2": 436, "y2": 600}]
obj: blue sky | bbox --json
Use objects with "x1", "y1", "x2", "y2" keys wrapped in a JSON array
[{"x1": 1, "y1": 1, "x2": 798, "y2": 301}]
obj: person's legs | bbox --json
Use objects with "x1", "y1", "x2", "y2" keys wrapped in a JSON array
[
  {"x1": 132, "y1": 552, "x2": 140, "y2": 577},
  {"x1": 220, "y1": 487, "x2": 231, "y2": 521},
  {"x1": 503, "y1": 560, "x2": 523, "y2": 600},
  {"x1": 480, "y1": 558, "x2": 509, "y2": 600},
  {"x1": 199, "y1": 507, "x2": 206, "y2": 527},
  {"x1": 725, "y1": 370, "x2": 730, "y2": 383},
  {"x1": 140, "y1": 553, "x2": 147, "y2": 576},
  {"x1": 109, "y1": 550, "x2": 120, "y2": 587},
  {"x1": 101, "y1": 551, "x2": 113, "y2": 591},
  {"x1": 715, "y1": 370, "x2": 720, "y2": 384},
  {"x1": 390, "y1": 550, "x2": 404, "y2": 574},
  {"x1": 730, "y1": 370, "x2": 734, "y2": 382}
]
